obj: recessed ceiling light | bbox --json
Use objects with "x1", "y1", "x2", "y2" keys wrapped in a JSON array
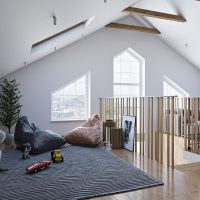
[
  {"x1": 185, "y1": 43, "x2": 189, "y2": 48},
  {"x1": 53, "y1": 15, "x2": 57, "y2": 25}
]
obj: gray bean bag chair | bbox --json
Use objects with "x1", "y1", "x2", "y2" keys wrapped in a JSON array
[{"x1": 14, "y1": 116, "x2": 65, "y2": 154}]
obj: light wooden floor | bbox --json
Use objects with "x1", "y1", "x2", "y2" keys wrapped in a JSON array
[{"x1": 89, "y1": 149, "x2": 200, "y2": 200}]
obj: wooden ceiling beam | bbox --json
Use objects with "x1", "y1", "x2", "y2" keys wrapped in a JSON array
[
  {"x1": 105, "y1": 22, "x2": 161, "y2": 34},
  {"x1": 124, "y1": 7, "x2": 186, "y2": 22}
]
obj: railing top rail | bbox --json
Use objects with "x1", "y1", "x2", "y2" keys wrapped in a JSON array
[{"x1": 99, "y1": 96, "x2": 196, "y2": 99}]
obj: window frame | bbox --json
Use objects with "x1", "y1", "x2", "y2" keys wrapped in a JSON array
[
  {"x1": 113, "y1": 48, "x2": 145, "y2": 97},
  {"x1": 163, "y1": 76, "x2": 189, "y2": 97},
  {"x1": 51, "y1": 72, "x2": 91, "y2": 122}
]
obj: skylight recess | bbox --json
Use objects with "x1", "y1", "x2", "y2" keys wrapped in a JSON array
[{"x1": 32, "y1": 20, "x2": 87, "y2": 49}]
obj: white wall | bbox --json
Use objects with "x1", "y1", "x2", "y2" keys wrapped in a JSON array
[{"x1": 6, "y1": 18, "x2": 200, "y2": 135}]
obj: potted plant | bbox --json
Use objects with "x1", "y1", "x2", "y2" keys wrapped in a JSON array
[{"x1": 0, "y1": 79, "x2": 22, "y2": 144}]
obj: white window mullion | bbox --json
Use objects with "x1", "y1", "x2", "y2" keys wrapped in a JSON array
[
  {"x1": 51, "y1": 72, "x2": 90, "y2": 121},
  {"x1": 113, "y1": 49, "x2": 145, "y2": 98}
]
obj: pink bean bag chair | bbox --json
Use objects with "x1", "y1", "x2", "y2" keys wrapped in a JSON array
[{"x1": 64, "y1": 114, "x2": 103, "y2": 146}]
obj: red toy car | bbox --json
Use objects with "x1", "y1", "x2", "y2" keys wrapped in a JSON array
[{"x1": 26, "y1": 160, "x2": 51, "y2": 173}]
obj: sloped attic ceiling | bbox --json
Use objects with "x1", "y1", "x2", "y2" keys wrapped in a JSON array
[
  {"x1": 132, "y1": 0, "x2": 200, "y2": 70},
  {"x1": 0, "y1": 0, "x2": 199, "y2": 79},
  {"x1": 0, "y1": 0, "x2": 138, "y2": 78}
]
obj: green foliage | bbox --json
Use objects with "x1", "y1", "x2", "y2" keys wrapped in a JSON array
[{"x1": 0, "y1": 79, "x2": 22, "y2": 133}]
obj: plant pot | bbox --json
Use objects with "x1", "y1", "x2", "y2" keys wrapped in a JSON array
[{"x1": 4, "y1": 133, "x2": 14, "y2": 145}]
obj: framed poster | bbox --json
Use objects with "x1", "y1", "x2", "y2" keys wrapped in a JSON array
[{"x1": 122, "y1": 115, "x2": 136, "y2": 151}]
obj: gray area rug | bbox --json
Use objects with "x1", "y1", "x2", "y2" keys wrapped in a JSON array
[{"x1": 0, "y1": 146, "x2": 163, "y2": 200}]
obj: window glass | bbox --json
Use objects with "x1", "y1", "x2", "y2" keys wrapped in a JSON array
[
  {"x1": 51, "y1": 73, "x2": 90, "y2": 121},
  {"x1": 113, "y1": 49, "x2": 144, "y2": 97}
]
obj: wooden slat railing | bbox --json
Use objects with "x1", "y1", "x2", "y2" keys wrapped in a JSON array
[{"x1": 99, "y1": 97, "x2": 200, "y2": 168}]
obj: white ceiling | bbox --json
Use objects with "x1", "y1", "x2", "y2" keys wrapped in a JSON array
[
  {"x1": 133, "y1": 0, "x2": 200, "y2": 69},
  {"x1": 0, "y1": 0, "x2": 138, "y2": 78},
  {"x1": 0, "y1": 0, "x2": 199, "y2": 78}
]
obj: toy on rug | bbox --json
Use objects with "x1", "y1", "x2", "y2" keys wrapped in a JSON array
[
  {"x1": 0, "y1": 166, "x2": 8, "y2": 172},
  {"x1": 51, "y1": 149, "x2": 64, "y2": 163},
  {"x1": 26, "y1": 160, "x2": 51, "y2": 173},
  {"x1": 22, "y1": 143, "x2": 31, "y2": 159}
]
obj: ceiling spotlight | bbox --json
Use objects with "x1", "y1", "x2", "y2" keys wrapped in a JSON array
[
  {"x1": 53, "y1": 15, "x2": 57, "y2": 25},
  {"x1": 185, "y1": 43, "x2": 189, "y2": 48},
  {"x1": 104, "y1": 0, "x2": 107, "y2": 3}
]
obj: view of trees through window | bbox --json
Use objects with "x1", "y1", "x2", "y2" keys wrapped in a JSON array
[{"x1": 51, "y1": 73, "x2": 90, "y2": 121}]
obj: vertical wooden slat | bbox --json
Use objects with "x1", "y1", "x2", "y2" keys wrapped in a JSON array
[
  {"x1": 142, "y1": 97, "x2": 145, "y2": 156},
  {"x1": 112, "y1": 98, "x2": 114, "y2": 120},
  {"x1": 171, "y1": 97, "x2": 174, "y2": 168},
  {"x1": 192, "y1": 99, "x2": 194, "y2": 152},
  {"x1": 105, "y1": 98, "x2": 107, "y2": 120},
  {"x1": 122, "y1": 98, "x2": 125, "y2": 117},
  {"x1": 117, "y1": 98, "x2": 119, "y2": 127},
  {"x1": 110, "y1": 98, "x2": 112, "y2": 119},
  {"x1": 151, "y1": 97, "x2": 154, "y2": 160},
  {"x1": 158, "y1": 97, "x2": 161, "y2": 163},
  {"x1": 127, "y1": 98, "x2": 129, "y2": 115},
  {"x1": 160, "y1": 97, "x2": 163, "y2": 164},
  {"x1": 100, "y1": 98, "x2": 103, "y2": 120},
  {"x1": 181, "y1": 98, "x2": 184, "y2": 137},
  {"x1": 194, "y1": 98, "x2": 198, "y2": 153},
  {"x1": 174, "y1": 98, "x2": 177, "y2": 137},
  {"x1": 115, "y1": 98, "x2": 117, "y2": 126},
  {"x1": 166, "y1": 97, "x2": 170, "y2": 166},
  {"x1": 104, "y1": 98, "x2": 106, "y2": 121},
  {"x1": 121, "y1": 98, "x2": 123, "y2": 128},
  {"x1": 198, "y1": 98, "x2": 200, "y2": 152},
  {"x1": 147, "y1": 97, "x2": 150, "y2": 158},
  {"x1": 108, "y1": 98, "x2": 110, "y2": 119},
  {"x1": 140, "y1": 97, "x2": 142, "y2": 155},
  {"x1": 191, "y1": 125, "x2": 194, "y2": 152},
  {"x1": 196, "y1": 97, "x2": 199, "y2": 152},
  {"x1": 184, "y1": 98, "x2": 187, "y2": 151},
  {"x1": 156, "y1": 97, "x2": 160, "y2": 162},
  {"x1": 126, "y1": 98, "x2": 128, "y2": 115},
  {"x1": 111, "y1": 98, "x2": 113, "y2": 119},
  {"x1": 135, "y1": 98, "x2": 138, "y2": 153},
  {"x1": 118, "y1": 98, "x2": 120, "y2": 127},
  {"x1": 101, "y1": 98, "x2": 103, "y2": 122},
  {"x1": 187, "y1": 98, "x2": 191, "y2": 151},
  {"x1": 103, "y1": 98, "x2": 105, "y2": 122},
  {"x1": 192, "y1": 98, "x2": 195, "y2": 152},
  {"x1": 107, "y1": 98, "x2": 109, "y2": 119}
]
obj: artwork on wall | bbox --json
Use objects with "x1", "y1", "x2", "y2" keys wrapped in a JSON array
[{"x1": 122, "y1": 115, "x2": 136, "y2": 151}]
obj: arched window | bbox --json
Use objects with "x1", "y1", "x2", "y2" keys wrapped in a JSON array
[
  {"x1": 51, "y1": 72, "x2": 90, "y2": 121},
  {"x1": 113, "y1": 48, "x2": 145, "y2": 97}
]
